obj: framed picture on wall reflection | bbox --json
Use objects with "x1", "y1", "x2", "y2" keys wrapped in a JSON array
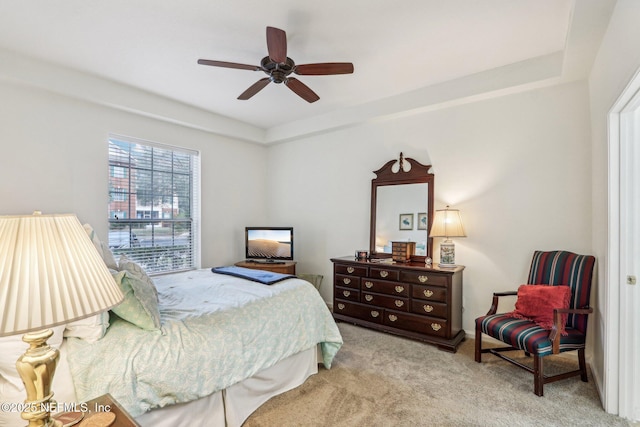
[
  {"x1": 417, "y1": 212, "x2": 428, "y2": 230},
  {"x1": 399, "y1": 213, "x2": 414, "y2": 230}
]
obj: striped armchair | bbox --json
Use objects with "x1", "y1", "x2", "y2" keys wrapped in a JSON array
[{"x1": 475, "y1": 250, "x2": 596, "y2": 396}]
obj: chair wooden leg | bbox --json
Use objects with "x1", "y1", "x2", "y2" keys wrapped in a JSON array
[
  {"x1": 534, "y1": 355, "x2": 544, "y2": 396},
  {"x1": 475, "y1": 326, "x2": 483, "y2": 362},
  {"x1": 578, "y1": 348, "x2": 588, "y2": 382}
]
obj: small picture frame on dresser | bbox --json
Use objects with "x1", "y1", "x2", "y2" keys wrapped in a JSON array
[{"x1": 399, "y1": 213, "x2": 413, "y2": 230}]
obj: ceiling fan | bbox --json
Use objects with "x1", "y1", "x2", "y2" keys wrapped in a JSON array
[{"x1": 198, "y1": 26, "x2": 354, "y2": 103}]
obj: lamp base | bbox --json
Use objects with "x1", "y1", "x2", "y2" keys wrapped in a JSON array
[
  {"x1": 438, "y1": 239, "x2": 457, "y2": 268},
  {"x1": 15, "y1": 329, "x2": 63, "y2": 427}
]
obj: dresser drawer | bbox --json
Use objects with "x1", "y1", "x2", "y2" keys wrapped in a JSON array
[
  {"x1": 400, "y1": 270, "x2": 448, "y2": 287},
  {"x1": 362, "y1": 292, "x2": 409, "y2": 312},
  {"x1": 411, "y1": 284, "x2": 447, "y2": 303},
  {"x1": 334, "y1": 301, "x2": 383, "y2": 324},
  {"x1": 361, "y1": 279, "x2": 409, "y2": 297},
  {"x1": 335, "y1": 274, "x2": 360, "y2": 289},
  {"x1": 383, "y1": 311, "x2": 448, "y2": 338},
  {"x1": 369, "y1": 267, "x2": 399, "y2": 281},
  {"x1": 336, "y1": 286, "x2": 360, "y2": 302},
  {"x1": 411, "y1": 300, "x2": 447, "y2": 319},
  {"x1": 335, "y1": 264, "x2": 368, "y2": 277}
]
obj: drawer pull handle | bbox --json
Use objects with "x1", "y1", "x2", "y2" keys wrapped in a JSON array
[
  {"x1": 395, "y1": 300, "x2": 404, "y2": 307},
  {"x1": 343, "y1": 278, "x2": 351, "y2": 285},
  {"x1": 347, "y1": 267, "x2": 355, "y2": 273},
  {"x1": 343, "y1": 290, "x2": 351, "y2": 297},
  {"x1": 423, "y1": 304, "x2": 434, "y2": 313},
  {"x1": 365, "y1": 281, "x2": 374, "y2": 289},
  {"x1": 337, "y1": 303, "x2": 345, "y2": 310},
  {"x1": 395, "y1": 286, "x2": 404, "y2": 293},
  {"x1": 431, "y1": 323, "x2": 442, "y2": 331},
  {"x1": 380, "y1": 270, "x2": 389, "y2": 278},
  {"x1": 418, "y1": 275, "x2": 428, "y2": 283},
  {"x1": 365, "y1": 295, "x2": 373, "y2": 302},
  {"x1": 388, "y1": 314, "x2": 398, "y2": 322},
  {"x1": 371, "y1": 311, "x2": 380, "y2": 318},
  {"x1": 423, "y1": 289, "x2": 434, "y2": 298}
]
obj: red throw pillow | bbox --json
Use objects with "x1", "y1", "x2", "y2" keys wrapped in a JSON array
[{"x1": 507, "y1": 284, "x2": 571, "y2": 334}]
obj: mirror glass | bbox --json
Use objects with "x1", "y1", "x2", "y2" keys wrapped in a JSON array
[{"x1": 374, "y1": 183, "x2": 429, "y2": 256}]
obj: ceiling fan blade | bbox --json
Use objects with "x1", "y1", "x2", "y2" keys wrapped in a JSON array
[
  {"x1": 266, "y1": 26, "x2": 287, "y2": 63},
  {"x1": 197, "y1": 59, "x2": 260, "y2": 71},
  {"x1": 285, "y1": 78, "x2": 320, "y2": 103},
  {"x1": 238, "y1": 78, "x2": 271, "y2": 100},
  {"x1": 295, "y1": 63, "x2": 354, "y2": 75}
]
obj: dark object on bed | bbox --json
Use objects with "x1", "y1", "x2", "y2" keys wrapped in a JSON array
[{"x1": 212, "y1": 266, "x2": 295, "y2": 285}]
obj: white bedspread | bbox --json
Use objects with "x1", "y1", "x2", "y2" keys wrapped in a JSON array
[{"x1": 66, "y1": 269, "x2": 342, "y2": 417}]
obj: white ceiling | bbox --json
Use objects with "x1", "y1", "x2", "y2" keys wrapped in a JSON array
[{"x1": 0, "y1": 0, "x2": 614, "y2": 143}]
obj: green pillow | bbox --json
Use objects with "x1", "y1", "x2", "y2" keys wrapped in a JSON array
[
  {"x1": 118, "y1": 255, "x2": 159, "y2": 302},
  {"x1": 111, "y1": 271, "x2": 161, "y2": 331}
]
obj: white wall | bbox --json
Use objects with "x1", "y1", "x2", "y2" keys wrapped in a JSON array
[
  {"x1": 0, "y1": 80, "x2": 268, "y2": 268},
  {"x1": 588, "y1": 0, "x2": 640, "y2": 413},
  {"x1": 267, "y1": 81, "x2": 593, "y2": 338}
]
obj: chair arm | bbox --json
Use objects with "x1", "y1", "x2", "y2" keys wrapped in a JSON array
[
  {"x1": 493, "y1": 291, "x2": 519, "y2": 297},
  {"x1": 549, "y1": 307, "x2": 593, "y2": 353},
  {"x1": 486, "y1": 291, "x2": 518, "y2": 315}
]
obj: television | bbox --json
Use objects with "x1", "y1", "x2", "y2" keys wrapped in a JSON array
[{"x1": 245, "y1": 227, "x2": 294, "y2": 262}]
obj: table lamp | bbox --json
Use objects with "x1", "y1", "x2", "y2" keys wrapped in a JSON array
[
  {"x1": 429, "y1": 206, "x2": 466, "y2": 267},
  {"x1": 0, "y1": 212, "x2": 124, "y2": 427}
]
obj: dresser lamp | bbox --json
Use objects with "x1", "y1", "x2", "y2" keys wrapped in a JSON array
[
  {"x1": 429, "y1": 206, "x2": 466, "y2": 267},
  {"x1": 0, "y1": 212, "x2": 123, "y2": 427}
]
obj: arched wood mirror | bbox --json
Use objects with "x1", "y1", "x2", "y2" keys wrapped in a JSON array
[{"x1": 369, "y1": 153, "x2": 434, "y2": 262}]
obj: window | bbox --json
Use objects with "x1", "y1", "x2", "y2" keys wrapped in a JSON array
[
  {"x1": 110, "y1": 166, "x2": 128, "y2": 179},
  {"x1": 110, "y1": 187, "x2": 127, "y2": 202},
  {"x1": 108, "y1": 136, "x2": 200, "y2": 274}
]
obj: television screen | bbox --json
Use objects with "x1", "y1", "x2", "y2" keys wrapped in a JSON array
[{"x1": 245, "y1": 227, "x2": 294, "y2": 261}]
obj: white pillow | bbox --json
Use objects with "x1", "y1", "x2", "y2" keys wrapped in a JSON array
[
  {"x1": 0, "y1": 325, "x2": 65, "y2": 391},
  {"x1": 63, "y1": 312, "x2": 109, "y2": 343},
  {"x1": 82, "y1": 223, "x2": 118, "y2": 271}
]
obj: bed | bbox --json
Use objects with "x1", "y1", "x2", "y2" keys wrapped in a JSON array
[{"x1": 0, "y1": 264, "x2": 342, "y2": 427}]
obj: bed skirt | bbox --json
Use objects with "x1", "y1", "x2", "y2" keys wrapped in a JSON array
[{"x1": 136, "y1": 345, "x2": 320, "y2": 426}]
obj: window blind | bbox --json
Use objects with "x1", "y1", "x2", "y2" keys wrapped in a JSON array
[{"x1": 108, "y1": 135, "x2": 200, "y2": 274}]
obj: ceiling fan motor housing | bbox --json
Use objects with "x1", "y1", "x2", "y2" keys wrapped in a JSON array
[{"x1": 261, "y1": 56, "x2": 295, "y2": 84}]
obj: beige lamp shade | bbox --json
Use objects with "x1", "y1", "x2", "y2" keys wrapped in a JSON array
[
  {"x1": 0, "y1": 212, "x2": 123, "y2": 336},
  {"x1": 429, "y1": 206, "x2": 466, "y2": 238}
]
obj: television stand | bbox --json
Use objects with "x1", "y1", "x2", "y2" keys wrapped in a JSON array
[
  {"x1": 235, "y1": 260, "x2": 296, "y2": 275},
  {"x1": 250, "y1": 259, "x2": 285, "y2": 264}
]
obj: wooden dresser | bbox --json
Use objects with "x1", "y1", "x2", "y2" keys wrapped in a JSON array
[{"x1": 331, "y1": 256, "x2": 464, "y2": 352}]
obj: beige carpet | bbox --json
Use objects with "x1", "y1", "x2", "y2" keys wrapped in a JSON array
[{"x1": 244, "y1": 323, "x2": 627, "y2": 427}]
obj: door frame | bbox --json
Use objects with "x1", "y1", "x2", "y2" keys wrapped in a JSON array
[{"x1": 606, "y1": 66, "x2": 640, "y2": 420}]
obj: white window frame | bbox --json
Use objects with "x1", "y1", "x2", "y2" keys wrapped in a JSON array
[{"x1": 107, "y1": 134, "x2": 201, "y2": 274}]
